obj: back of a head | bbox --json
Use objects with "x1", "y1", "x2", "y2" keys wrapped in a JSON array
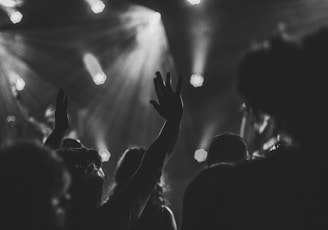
[
  {"x1": 56, "y1": 147, "x2": 104, "y2": 208},
  {"x1": 0, "y1": 140, "x2": 70, "y2": 230},
  {"x1": 62, "y1": 138, "x2": 84, "y2": 149},
  {"x1": 207, "y1": 132, "x2": 248, "y2": 166},
  {"x1": 237, "y1": 28, "x2": 328, "y2": 144}
]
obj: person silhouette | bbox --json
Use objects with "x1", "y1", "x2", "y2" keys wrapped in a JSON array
[
  {"x1": 181, "y1": 132, "x2": 248, "y2": 230},
  {"x1": 0, "y1": 141, "x2": 71, "y2": 230}
]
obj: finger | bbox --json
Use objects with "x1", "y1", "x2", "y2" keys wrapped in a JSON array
[
  {"x1": 57, "y1": 89, "x2": 66, "y2": 106},
  {"x1": 154, "y1": 77, "x2": 163, "y2": 100},
  {"x1": 150, "y1": 100, "x2": 161, "y2": 113},
  {"x1": 165, "y1": 72, "x2": 173, "y2": 92},
  {"x1": 175, "y1": 76, "x2": 183, "y2": 95},
  {"x1": 56, "y1": 89, "x2": 64, "y2": 104},
  {"x1": 155, "y1": 71, "x2": 165, "y2": 92},
  {"x1": 63, "y1": 96, "x2": 68, "y2": 111}
]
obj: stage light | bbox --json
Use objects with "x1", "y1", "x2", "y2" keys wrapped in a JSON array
[
  {"x1": 190, "y1": 73, "x2": 204, "y2": 88},
  {"x1": 194, "y1": 149, "x2": 207, "y2": 163},
  {"x1": 15, "y1": 77, "x2": 25, "y2": 91},
  {"x1": 83, "y1": 52, "x2": 107, "y2": 85},
  {"x1": 187, "y1": 0, "x2": 201, "y2": 5},
  {"x1": 0, "y1": 0, "x2": 22, "y2": 8},
  {"x1": 85, "y1": 0, "x2": 105, "y2": 14},
  {"x1": 9, "y1": 9, "x2": 22, "y2": 24},
  {"x1": 148, "y1": 12, "x2": 161, "y2": 34},
  {"x1": 99, "y1": 148, "x2": 111, "y2": 162},
  {"x1": 93, "y1": 72, "x2": 107, "y2": 85},
  {"x1": 8, "y1": 72, "x2": 25, "y2": 91}
]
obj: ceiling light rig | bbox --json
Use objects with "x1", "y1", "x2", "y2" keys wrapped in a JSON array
[{"x1": 0, "y1": 0, "x2": 23, "y2": 24}]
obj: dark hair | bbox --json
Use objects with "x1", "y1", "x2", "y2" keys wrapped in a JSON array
[
  {"x1": 56, "y1": 147, "x2": 104, "y2": 207},
  {"x1": 0, "y1": 140, "x2": 70, "y2": 230},
  {"x1": 237, "y1": 28, "x2": 328, "y2": 144},
  {"x1": 62, "y1": 138, "x2": 84, "y2": 149},
  {"x1": 207, "y1": 132, "x2": 248, "y2": 165}
]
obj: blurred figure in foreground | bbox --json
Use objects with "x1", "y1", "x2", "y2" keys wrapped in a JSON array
[
  {"x1": 0, "y1": 141, "x2": 71, "y2": 230},
  {"x1": 181, "y1": 132, "x2": 248, "y2": 230},
  {"x1": 208, "y1": 28, "x2": 328, "y2": 229}
]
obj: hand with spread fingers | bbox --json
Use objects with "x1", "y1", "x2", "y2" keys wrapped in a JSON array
[{"x1": 150, "y1": 71, "x2": 183, "y2": 121}]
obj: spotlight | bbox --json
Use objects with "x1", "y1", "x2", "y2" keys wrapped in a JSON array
[
  {"x1": 9, "y1": 9, "x2": 23, "y2": 24},
  {"x1": 83, "y1": 53, "x2": 107, "y2": 85},
  {"x1": 98, "y1": 148, "x2": 111, "y2": 162},
  {"x1": 194, "y1": 149, "x2": 207, "y2": 163},
  {"x1": 93, "y1": 72, "x2": 107, "y2": 85},
  {"x1": 0, "y1": 0, "x2": 22, "y2": 8},
  {"x1": 15, "y1": 77, "x2": 25, "y2": 91},
  {"x1": 148, "y1": 12, "x2": 161, "y2": 34},
  {"x1": 9, "y1": 72, "x2": 25, "y2": 91},
  {"x1": 190, "y1": 73, "x2": 204, "y2": 88},
  {"x1": 85, "y1": 0, "x2": 105, "y2": 14},
  {"x1": 187, "y1": 0, "x2": 201, "y2": 5}
]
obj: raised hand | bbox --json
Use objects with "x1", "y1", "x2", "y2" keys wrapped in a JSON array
[
  {"x1": 54, "y1": 89, "x2": 69, "y2": 133},
  {"x1": 150, "y1": 71, "x2": 183, "y2": 121}
]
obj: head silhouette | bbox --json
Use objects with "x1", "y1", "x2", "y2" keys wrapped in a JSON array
[
  {"x1": 237, "y1": 28, "x2": 328, "y2": 146},
  {"x1": 0, "y1": 141, "x2": 70, "y2": 230},
  {"x1": 56, "y1": 147, "x2": 104, "y2": 208},
  {"x1": 207, "y1": 132, "x2": 248, "y2": 166},
  {"x1": 62, "y1": 138, "x2": 84, "y2": 149}
]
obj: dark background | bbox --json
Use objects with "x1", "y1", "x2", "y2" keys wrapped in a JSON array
[{"x1": 1, "y1": 0, "x2": 328, "y2": 227}]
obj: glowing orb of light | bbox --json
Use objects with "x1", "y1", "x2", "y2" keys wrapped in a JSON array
[
  {"x1": 99, "y1": 148, "x2": 111, "y2": 162},
  {"x1": 90, "y1": 0, "x2": 105, "y2": 14},
  {"x1": 194, "y1": 149, "x2": 208, "y2": 163},
  {"x1": 9, "y1": 10, "x2": 23, "y2": 24},
  {"x1": 187, "y1": 0, "x2": 201, "y2": 6},
  {"x1": 93, "y1": 72, "x2": 107, "y2": 85},
  {"x1": 15, "y1": 77, "x2": 25, "y2": 91},
  {"x1": 0, "y1": 0, "x2": 22, "y2": 8},
  {"x1": 148, "y1": 12, "x2": 161, "y2": 34},
  {"x1": 190, "y1": 74, "x2": 204, "y2": 88}
]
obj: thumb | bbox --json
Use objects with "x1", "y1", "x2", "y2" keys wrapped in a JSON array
[{"x1": 150, "y1": 100, "x2": 160, "y2": 112}]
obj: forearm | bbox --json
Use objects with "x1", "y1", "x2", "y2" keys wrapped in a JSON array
[
  {"x1": 142, "y1": 116, "x2": 182, "y2": 171},
  {"x1": 44, "y1": 129, "x2": 66, "y2": 149}
]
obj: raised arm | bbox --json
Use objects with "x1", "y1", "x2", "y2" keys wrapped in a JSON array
[
  {"x1": 44, "y1": 89, "x2": 69, "y2": 149},
  {"x1": 120, "y1": 72, "x2": 183, "y2": 220}
]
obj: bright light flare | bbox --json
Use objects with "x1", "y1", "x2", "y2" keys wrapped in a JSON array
[
  {"x1": 190, "y1": 73, "x2": 204, "y2": 88},
  {"x1": 9, "y1": 72, "x2": 25, "y2": 91},
  {"x1": 194, "y1": 149, "x2": 208, "y2": 163},
  {"x1": 93, "y1": 72, "x2": 107, "y2": 85},
  {"x1": 9, "y1": 9, "x2": 22, "y2": 24},
  {"x1": 148, "y1": 12, "x2": 161, "y2": 34},
  {"x1": 0, "y1": 0, "x2": 22, "y2": 8},
  {"x1": 83, "y1": 53, "x2": 107, "y2": 85},
  {"x1": 15, "y1": 77, "x2": 25, "y2": 91},
  {"x1": 85, "y1": 0, "x2": 105, "y2": 14},
  {"x1": 187, "y1": 0, "x2": 201, "y2": 5},
  {"x1": 136, "y1": 11, "x2": 163, "y2": 43},
  {"x1": 98, "y1": 148, "x2": 111, "y2": 162}
]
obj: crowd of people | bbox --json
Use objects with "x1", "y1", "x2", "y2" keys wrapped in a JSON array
[{"x1": 1, "y1": 26, "x2": 328, "y2": 230}]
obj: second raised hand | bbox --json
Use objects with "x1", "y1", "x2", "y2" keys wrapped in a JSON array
[{"x1": 150, "y1": 71, "x2": 183, "y2": 121}]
